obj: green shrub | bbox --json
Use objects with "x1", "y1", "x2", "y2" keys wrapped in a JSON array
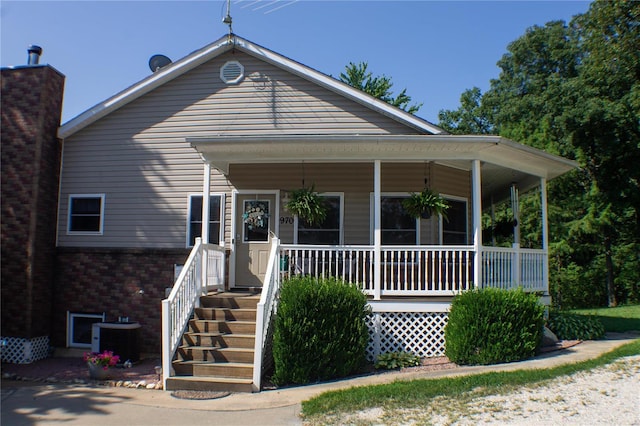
[
  {"x1": 374, "y1": 351, "x2": 421, "y2": 370},
  {"x1": 271, "y1": 276, "x2": 370, "y2": 385},
  {"x1": 547, "y1": 311, "x2": 605, "y2": 340},
  {"x1": 444, "y1": 287, "x2": 545, "y2": 365}
]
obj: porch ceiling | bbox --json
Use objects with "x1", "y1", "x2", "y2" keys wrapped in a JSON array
[{"x1": 188, "y1": 134, "x2": 577, "y2": 203}]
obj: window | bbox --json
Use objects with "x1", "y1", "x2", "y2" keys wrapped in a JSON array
[
  {"x1": 242, "y1": 199, "x2": 270, "y2": 243},
  {"x1": 381, "y1": 196, "x2": 417, "y2": 245},
  {"x1": 68, "y1": 194, "x2": 104, "y2": 234},
  {"x1": 442, "y1": 198, "x2": 468, "y2": 245},
  {"x1": 297, "y1": 195, "x2": 342, "y2": 245},
  {"x1": 67, "y1": 312, "x2": 105, "y2": 348},
  {"x1": 188, "y1": 195, "x2": 223, "y2": 246}
]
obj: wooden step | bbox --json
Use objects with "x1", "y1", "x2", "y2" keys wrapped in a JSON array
[
  {"x1": 199, "y1": 294, "x2": 261, "y2": 309},
  {"x1": 173, "y1": 360, "x2": 253, "y2": 379},
  {"x1": 195, "y1": 307, "x2": 257, "y2": 321},
  {"x1": 165, "y1": 376, "x2": 254, "y2": 393},
  {"x1": 177, "y1": 346, "x2": 254, "y2": 363},
  {"x1": 182, "y1": 332, "x2": 255, "y2": 348},
  {"x1": 188, "y1": 319, "x2": 256, "y2": 334}
]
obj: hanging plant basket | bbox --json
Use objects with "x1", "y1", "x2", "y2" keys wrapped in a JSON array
[
  {"x1": 403, "y1": 187, "x2": 450, "y2": 220},
  {"x1": 285, "y1": 185, "x2": 327, "y2": 227}
]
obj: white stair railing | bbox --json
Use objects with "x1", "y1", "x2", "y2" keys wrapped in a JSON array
[
  {"x1": 252, "y1": 236, "x2": 281, "y2": 392},
  {"x1": 161, "y1": 238, "x2": 226, "y2": 389}
]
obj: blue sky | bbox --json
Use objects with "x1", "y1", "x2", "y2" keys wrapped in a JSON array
[{"x1": 1, "y1": 1, "x2": 590, "y2": 124}]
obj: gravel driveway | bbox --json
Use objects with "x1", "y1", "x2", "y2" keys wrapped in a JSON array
[{"x1": 324, "y1": 355, "x2": 640, "y2": 425}]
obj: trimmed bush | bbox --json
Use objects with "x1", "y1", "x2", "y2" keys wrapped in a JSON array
[
  {"x1": 547, "y1": 311, "x2": 605, "y2": 340},
  {"x1": 271, "y1": 276, "x2": 370, "y2": 385},
  {"x1": 445, "y1": 287, "x2": 545, "y2": 365}
]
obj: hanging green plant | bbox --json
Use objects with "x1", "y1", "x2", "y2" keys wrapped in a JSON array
[
  {"x1": 286, "y1": 185, "x2": 328, "y2": 226},
  {"x1": 403, "y1": 187, "x2": 450, "y2": 220}
]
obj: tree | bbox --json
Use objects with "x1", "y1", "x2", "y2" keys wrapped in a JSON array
[
  {"x1": 437, "y1": 1, "x2": 640, "y2": 308},
  {"x1": 340, "y1": 62, "x2": 422, "y2": 114},
  {"x1": 438, "y1": 87, "x2": 493, "y2": 135}
]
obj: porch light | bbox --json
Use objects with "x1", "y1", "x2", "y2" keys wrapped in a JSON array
[{"x1": 281, "y1": 191, "x2": 290, "y2": 211}]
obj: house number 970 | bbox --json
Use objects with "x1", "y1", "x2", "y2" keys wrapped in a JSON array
[{"x1": 280, "y1": 217, "x2": 294, "y2": 224}]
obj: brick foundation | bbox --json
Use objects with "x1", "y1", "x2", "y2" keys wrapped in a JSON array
[{"x1": 53, "y1": 248, "x2": 190, "y2": 355}]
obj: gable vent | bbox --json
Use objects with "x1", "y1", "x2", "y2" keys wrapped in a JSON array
[{"x1": 220, "y1": 60, "x2": 244, "y2": 84}]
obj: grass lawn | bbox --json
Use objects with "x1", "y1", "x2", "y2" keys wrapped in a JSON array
[
  {"x1": 301, "y1": 339, "x2": 640, "y2": 422},
  {"x1": 570, "y1": 304, "x2": 640, "y2": 332}
]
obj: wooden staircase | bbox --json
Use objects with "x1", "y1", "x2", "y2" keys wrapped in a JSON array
[{"x1": 165, "y1": 291, "x2": 260, "y2": 392}]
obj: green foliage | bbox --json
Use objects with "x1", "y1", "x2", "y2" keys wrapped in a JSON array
[
  {"x1": 402, "y1": 187, "x2": 449, "y2": 220},
  {"x1": 271, "y1": 276, "x2": 370, "y2": 385},
  {"x1": 340, "y1": 61, "x2": 422, "y2": 114},
  {"x1": 438, "y1": 2, "x2": 640, "y2": 308},
  {"x1": 547, "y1": 311, "x2": 605, "y2": 340},
  {"x1": 444, "y1": 288, "x2": 544, "y2": 365},
  {"x1": 285, "y1": 185, "x2": 328, "y2": 227},
  {"x1": 374, "y1": 351, "x2": 421, "y2": 370}
]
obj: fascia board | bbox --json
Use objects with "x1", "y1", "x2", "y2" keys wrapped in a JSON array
[{"x1": 189, "y1": 134, "x2": 578, "y2": 178}]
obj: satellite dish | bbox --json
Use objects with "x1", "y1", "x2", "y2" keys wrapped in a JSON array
[{"x1": 148, "y1": 54, "x2": 172, "y2": 72}]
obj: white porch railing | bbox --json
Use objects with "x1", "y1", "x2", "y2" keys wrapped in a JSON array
[
  {"x1": 161, "y1": 238, "x2": 225, "y2": 388},
  {"x1": 280, "y1": 245, "x2": 476, "y2": 296},
  {"x1": 252, "y1": 236, "x2": 281, "y2": 392},
  {"x1": 482, "y1": 246, "x2": 547, "y2": 292}
]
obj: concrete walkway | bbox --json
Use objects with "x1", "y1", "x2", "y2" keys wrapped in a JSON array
[{"x1": 2, "y1": 333, "x2": 637, "y2": 426}]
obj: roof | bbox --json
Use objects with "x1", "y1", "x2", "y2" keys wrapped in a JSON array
[
  {"x1": 58, "y1": 34, "x2": 445, "y2": 139},
  {"x1": 188, "y1": 134, "x2": 579, "y2": 203}
]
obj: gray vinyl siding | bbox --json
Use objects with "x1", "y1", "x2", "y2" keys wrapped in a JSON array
[{"x1": 57, "y1": 50, "x2": 427, "y2": 248}]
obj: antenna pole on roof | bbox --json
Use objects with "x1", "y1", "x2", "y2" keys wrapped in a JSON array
[{"x1": 223, "y1": 0, "x2": 233, "y2": 35}]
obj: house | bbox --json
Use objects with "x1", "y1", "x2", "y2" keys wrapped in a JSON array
[{"x1": 2, "y1": 34, "x2": 576, "y2": 391}]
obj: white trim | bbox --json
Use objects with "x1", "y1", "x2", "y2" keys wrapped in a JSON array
[
  {"x1": 186, "y1": 193, "x2": 225, "y2": 248},
  {"x1": 368, "y1": 301, "x2": 451, "y2": 313},
  {"x1": 66, "y1": 194, "x2": 105, "y2": 235},
  {"x1": 293, "y1": 192, "x2": 344, "y2": 245}
]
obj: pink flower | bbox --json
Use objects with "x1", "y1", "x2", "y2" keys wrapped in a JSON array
[{"x1": 84, "y1": 350, "x2": 120, "y2": 369}]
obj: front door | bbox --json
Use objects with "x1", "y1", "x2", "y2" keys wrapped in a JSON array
[{"x1": 234, "y1": 194, "x2": 276, "y2": 287}]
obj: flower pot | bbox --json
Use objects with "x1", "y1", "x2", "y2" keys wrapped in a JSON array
[{"x1": 88, "y1": 363, "x2": 112, "y2": 380}]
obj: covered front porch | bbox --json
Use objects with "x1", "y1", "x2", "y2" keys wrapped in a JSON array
[{"x1": 190, "y1": 134, "x2": 576, "y2": 297}]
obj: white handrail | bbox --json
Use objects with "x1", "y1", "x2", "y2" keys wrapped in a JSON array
[
  {"x1": 161, "y1": 239, "x2": 226, "y2": 389},
  {"x1": 252, "y1": 236, "x2": 281, "y2": 391}
]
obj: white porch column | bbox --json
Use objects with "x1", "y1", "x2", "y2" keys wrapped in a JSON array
[
  {"x1": 540, "y1": 177, "x2": 549, "y2": 295},
  {"x1": 201, "y1": 162, "x2": 211, "y2": 293},
  {"x1": 373, "y1": 160, "x2": 382, "y2": 300},
  {"x1": 472, "y1": 160, "x2": 483, "y2": 289},
  {"x1": 201, "y1": 162, "x2": 211, "y2": 244}
]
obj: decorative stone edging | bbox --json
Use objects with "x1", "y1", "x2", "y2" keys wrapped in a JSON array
[{"x1": 1, "y1": 372, "x2": 163, "y2": 390}]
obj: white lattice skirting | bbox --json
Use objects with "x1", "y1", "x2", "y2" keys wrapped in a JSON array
[
  {"x1": 366, "y1": 312, "x2": 449, "y2": 361},
  {"x1": 1, "y1": 336, "x2": 50, "y2": 364}
]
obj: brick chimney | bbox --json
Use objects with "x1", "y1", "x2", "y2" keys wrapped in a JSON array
[{"x1": 1, "y1": 46, "x2": 65, "y2": 362}]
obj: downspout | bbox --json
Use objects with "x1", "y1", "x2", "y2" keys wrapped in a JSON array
[
  {"x1": 472, "y1": 160, "x2": 483, "y2": 289},
  {"x1": 373, "y1": 160, "x2": 382, "y2": 300}
]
